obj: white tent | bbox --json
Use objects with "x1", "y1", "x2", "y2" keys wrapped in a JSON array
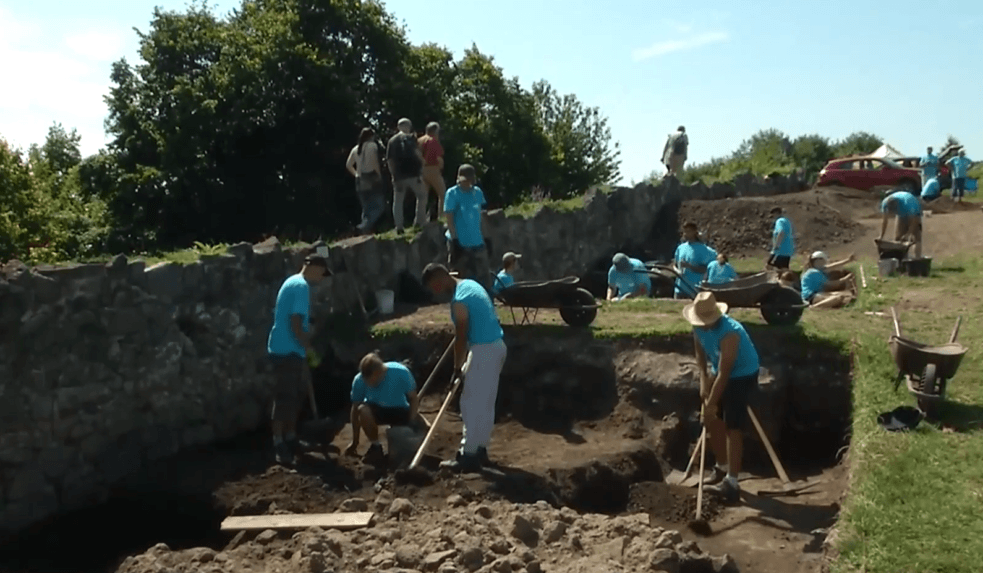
[{"x1": 871, "y1": 143, "x2": 906, "y2": 159}]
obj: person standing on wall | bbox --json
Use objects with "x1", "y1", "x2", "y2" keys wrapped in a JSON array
[
  {"x1": 684, "y1": 291, "x2": 760, "y2": 504},
  {"x1": 267, "y1": 249, "x2": 330, "y2": 466},
  {"x1": 418, "y1": 122, "x2": 446, "y2": 221},
  {"x1": 673, "y1": 222, "x2": 717, "y2": 299},
  {"x1": 421, "y1": 262, "x2": 507, "y2": 472},
  {"x1": 445, "y1": 164, "x2": 493, "y2": 293},
  {"x1": 386, "y1": 118, "x2": 427, "y2": 234},
  {"x1": 766, "y1": 206, "x2": 795, "y2": 271},
  {"x1": 920, "y1": 146, "x2": 939, "y2": 189},
  {"x1": 946, "y1": 149, "x2": 973, "y2": 203},
  {"x1": 662, "y1": 125, "x2": 689, "y2": 177},
  {"x1": 346, "y1": 127, "x2": 385, "y2": 235}
]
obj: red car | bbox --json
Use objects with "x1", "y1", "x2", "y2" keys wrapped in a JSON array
[{"x1": 817, "y1": 156, "x2": 922, "y2": 193}]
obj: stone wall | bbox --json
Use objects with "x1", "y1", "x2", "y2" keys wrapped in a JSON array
[{"x1": 0, "y1": 174, "x2": 804, "y2": 536}]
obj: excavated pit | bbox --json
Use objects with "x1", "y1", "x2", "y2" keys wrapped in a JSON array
[{"x1": 0, "y1": 330, "x2": 852, "y2": 573}]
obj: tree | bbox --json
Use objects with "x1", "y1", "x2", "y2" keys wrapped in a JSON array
[{"x1": 832, "y1": 131, "x2": 882, "y2": 158}]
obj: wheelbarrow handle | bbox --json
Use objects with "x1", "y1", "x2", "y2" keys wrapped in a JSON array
[
  {"x1": 890, "y1": 306, "x2": 901, "y2": 338},
  {"x1": 950, "y1": 316, "x2": 962, "y2": 344}
]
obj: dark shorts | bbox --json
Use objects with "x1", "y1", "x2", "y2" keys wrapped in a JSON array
[
  {"x1": 952, "y1": 177, "x2": 966, "y2": 198},
  {"x1": 767, "y1": 254, "x2": 791, "y2": 269},
  {"x1": 363, "y1": 403, "x2": 411, "y2": 427},
  {"x1": 713, "y1": 371, "x2": 759, "y2": 430},
  {"x1": 270, "y1": 354, "x2": 306, "y2": 422}
]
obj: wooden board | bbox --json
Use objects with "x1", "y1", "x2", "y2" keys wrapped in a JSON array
[{"x1": 220, "y1": 512, "x2": 374, "y2": 532}]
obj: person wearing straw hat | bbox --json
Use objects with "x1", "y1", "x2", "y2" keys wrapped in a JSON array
[
  {"x1": 491, "y1": 252, "x2": 522, "y2": 295},
  {"x1": 267, "y1": 246, "x2": 331, "y2": 466},
  {"x1": 684, "y1": 291, "x2": 760, "y2": 504},
  {"x1": 444, "y1": 164, "x2": 492, "y2": 292},
  {"x1": 606, "y1": 252, "x2": 652, "y2": 301},
  {"x1": 421, "y1": 262, "x2": 507, "y2": 472}
]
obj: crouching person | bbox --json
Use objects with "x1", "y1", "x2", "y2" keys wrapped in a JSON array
[
  {"x1": 801, "y1": 251, "x2": 856, "y2": 309},
  {"x1": 344, "y1": 353, "x2": 419, "y2": 461}
]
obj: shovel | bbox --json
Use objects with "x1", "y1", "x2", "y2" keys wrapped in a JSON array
[{"x1": 666, "y1": 428, "x2": 705, "y2": 486}]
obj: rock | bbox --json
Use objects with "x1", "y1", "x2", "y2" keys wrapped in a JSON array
[
  {"x1": 677, "y1": 540, "x2": 702, "y2": 554},
  {"x1": 423, "y1": 549, "x2": 458, "y2": 571},
  {"x1": 395, "y1": 544, "x2": 423, "y2": 568},
  {"x1": 188, "y1": 547, "x2": 217, "y2": 563},
  {"x1": 389, "y1": 497, "x2": 415, "y2": 517},
  {"x1": 340, "y1": 497, "x2": 369, "y2": 512},
  {"x1": 650, "y1": 548, "x2": 681, "y2": 573},
  {"x1": 510, "y1": 515, "x2": 539, "y2": 547},
  {"x1": 558, "y1": 506, "x2": 579, "y2": 524},
  {"x1": 369, "y1": 551, "x2": 396, "y2": 567},
  {"x1": 542, "y1": 521, "x2": 567, "y2": 544},
  {"x1": 488, "y1": 538, "x2": 511, "y2": 555},
  {"x1": 655, "y1": 529, "x2": 683, "y2": 548},
  {"x1": 487, "y1": 555, "x2": 521, "y2": 573},
  {"x1": 255, "y1": 529, "x2": 279, "y2": 545},
  {"x1": 446, "y1": 494, "x2": 466, "y2": 507},
  {"x1": 460, "y1": 546, "x2": 486, "y2": 571},
  {"x1": 593, "y1": 536, "x2": 625, "y2": 562},
  {"x1": 374, "y1": 490, "x2": 395, "y2": 511},
  {"x1": 711, "y1": 553, "x2": 740, "y2": 573},
  {"x1": 475, "y1": 503, "x2": 494, "y2": 518},
  {"x1": 322, "y1": 530, "x2": 348, "y2": 557}
]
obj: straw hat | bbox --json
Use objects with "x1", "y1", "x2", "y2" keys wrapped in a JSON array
[{"x1": 682, "y1": 291, "x2": 728, "y2": 327}]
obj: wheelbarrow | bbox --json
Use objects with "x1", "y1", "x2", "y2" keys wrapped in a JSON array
[
  {"x1": 875, "y1": 239, "x2": 913, "y2": 261},
  {"x1": 646, "y1": 264, "x2": 806, "y2": 326},
  {"x1": 888, "y1": 307, "x2": 967, "y2": 417},
  {"x1": 494, "y1": 276, "x2": 599, "y2": 327}
]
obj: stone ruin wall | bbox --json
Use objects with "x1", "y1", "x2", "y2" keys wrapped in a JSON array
[{"x1": 0, "y1": 174, "x2": 804, "y2": 534}]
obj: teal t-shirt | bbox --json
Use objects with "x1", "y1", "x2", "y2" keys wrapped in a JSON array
[
  {"x1": 772, "y1": 217, "x2": 794, "y2": 257},
  {"x1": 491, "y1": 270, "x2": 514, "y2": 295},
  {"x1": 267, "y1": 273, "x2": 310, "y2": 357},
  {"x1": 452, "y1": 278, "x2": 504, "y2": 345},
  {"x1": 880, "y1": 191, "x2": 922, "y2": 217},
  {"x1": 705, "y1": 260, "x2": 737, "y2": 285},
  {"x1": 444, "y1": 185, "x2": 487, "y2": 248},
  {"x1": 800, "y1": 268, "x2": 828, "y2": 302},
  {"x1": 920, "y1": 153, "x2": 939, "y2": 179},
  {"x1": 948, "y1": 156, "x2": 972, "y2": 179},
  {"x1": 673, "y1": 241, "x2": 717, "y2": 297},
  {"x1": 350, "y1": 361, "x2": 415, "y2": 409},
  {"x1": 693, "y1": 315, "x2": 760, "y2": 378},
  {"x1": 607, "y1": 258, "x2": 652, "y2": 297}
]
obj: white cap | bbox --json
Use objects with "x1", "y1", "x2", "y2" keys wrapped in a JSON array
[{"x1": 810, "y1": 251, "x2": 828, "y2": 261}]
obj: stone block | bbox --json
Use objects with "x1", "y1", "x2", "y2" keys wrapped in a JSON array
[{"x1": 144, "y1": 262, "x2": 185, "y2": 300}]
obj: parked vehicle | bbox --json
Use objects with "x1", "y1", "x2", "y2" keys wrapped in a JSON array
[{"x1": 817, "y1": 155, "x2": 922, "y2": 192}]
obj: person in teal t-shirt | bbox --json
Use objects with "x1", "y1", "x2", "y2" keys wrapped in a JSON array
[
  {"x1": 921, "y1": 177, "x2": 941, "y2": 202},
  {"x1": 673, "y1": 222, "x2": 717, "y2": 298},
  {"x1": 946, "y1": 150, "x2": 973, "y2": 202},
  {"x1": 800, "y1": 251, "x2": 856, "y2": 309},
  {"x1": 879, "y1": 190, "x2": 923, "y2": 258},
  {"x1": 267, "y1": 250, "x2": 330, "y2": 466},
  {"x1": 682, "y1": 291, "x2": 760, "y2": 504},
  {"x1": 344, "y1": 353, "x2": 420, "y2": 461},
  {"x1": 705, "y1": 254, "x2": 738, "y2": 285},
  {"x1": 766, "y1": 207, "x2": 794, "y2": 270},
  {"x1": 444, "y1": 164, "x2": 492, "y2": 291},
  {"x1": 422, "y1": 263, "x2": 507, "y2": 472},
  {"x1": 491, "y1": 252, "x2": 522, "y2": 296},
  {"x1": 920, "y1": 146, "x2": 939, "y2": 188},
  {"x1": 606, "y1": 253, "x2": 652, "y2": 300}
]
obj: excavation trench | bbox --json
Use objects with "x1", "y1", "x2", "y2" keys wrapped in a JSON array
[{"x1": 0, "y1": 331, "x2": 852, "y2": 573}]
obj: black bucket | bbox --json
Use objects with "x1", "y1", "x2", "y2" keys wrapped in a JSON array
[{"x1": 901, "y1": 257, "x2": 932, "y2": 277}]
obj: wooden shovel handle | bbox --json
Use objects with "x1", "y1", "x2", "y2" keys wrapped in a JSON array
[{"x1": 409, "y1": 374, "x2": 463, "y2": 470}]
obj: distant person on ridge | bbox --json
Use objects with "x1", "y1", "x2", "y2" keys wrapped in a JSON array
[
  {"x1": 766, "y1": 206, "x2": 794, "y2": 271},
  {"x1": 946, "y1": 149, "x2": 973, "y2": 203},
  {"x1": 706, "y1": 253, "x2": 738, "y2": 285},
  {"x1": 662, "y1": 125, "x2": 689, "y2": 177},
  {"x1": 491, "y1": 252, "x2": 522, "y2": 296},
  {"x1": 418, "y1": 122, "x2": 446, "y2": 220},
  {"x1": 445, "y1": 164, "x2": 492, "y2": 292},
  {"x1": 879, "y1": 190, "x2": 923, "y2": 258},
  {"x1": 673, "y1": 222, "x2": 717, "y2": 299},
  {"x1": 267, "y1": 249, "x2": 330, "y2": 466},
  {"x1": 387, "y1": 118, "x2": 427, "y2": 234},
  {"x1": 346, "y1": 127, "x2": 385, "y2": 234},
  {"x1": 920, "y1": 146, "x2": 939, "y2": 189},
  {"x1": 606, "y1": 253, "x2": 652, "y2": 301}
]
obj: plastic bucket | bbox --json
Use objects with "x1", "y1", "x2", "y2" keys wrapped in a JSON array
[
  {"x1": 966, "y1": 178, "x2": 978, "y2": 192},
  {"x1": 878, "y1": 258, "x2": 898, "y2": 277},
  {"x1": 901, "y1": 257, "x2": 932, "y2": 277},
  {"x1": 375, "y1": 289, "x2": 395, "y2": 314}
]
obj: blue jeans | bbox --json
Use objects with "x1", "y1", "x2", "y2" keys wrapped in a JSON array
[
  {"x1": 952, "y1": 177, "x2": 966, "y2": 199},
  {"x1": 356, "y1": 174, "x2": 386, "y2": 232}
]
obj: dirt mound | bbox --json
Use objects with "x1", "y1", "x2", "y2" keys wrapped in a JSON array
[
  {"x1": 628, "y1": 481, "x2": 724, "y2": 524},
  {"x1": 679, "y1": 189, "x2": 867, "y2": 258},
  {"x1": 117, "y1": 497, "x2": 740, "y2": 573}
]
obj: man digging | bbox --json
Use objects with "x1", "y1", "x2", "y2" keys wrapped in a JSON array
[
  {"x1": 684, "y1": 291, "x2": 761, "y2": 504},
  {"x1": 879, "y1": 189, "x2": 923, "y2": 258},
  {"x1": 266, "y1": 249, "x2": 330, "y2": 466},
  {"x1": 345, "y1": 352, "x2": 420, "y2": 463},
  {"x1": 422, "y1": 262, "x2": 507, "y2": 472}
]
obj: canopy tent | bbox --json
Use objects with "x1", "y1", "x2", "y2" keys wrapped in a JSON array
[{"x1": 870, "y1": 143, "x2": 906, "y2": 159}]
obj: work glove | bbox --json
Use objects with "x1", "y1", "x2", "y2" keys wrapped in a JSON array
[
  {"x1": 484, "y1": 238, "x2": 494, "y2": 257},
  {"x1": 307, "y1": 349, "x2": 322, "y2": 369}
]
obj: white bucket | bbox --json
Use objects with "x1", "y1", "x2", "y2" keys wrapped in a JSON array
[
  {"x1": 878, "y1": 258, "x2": 898, "y2": 277},
  {"x1": 375, "y1": 289, "x2": 395, "y2": 314}
]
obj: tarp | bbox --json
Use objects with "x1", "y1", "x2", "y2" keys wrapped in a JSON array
[{"x1": 871, "y1": 143, "x2": 906, "y2": 159}]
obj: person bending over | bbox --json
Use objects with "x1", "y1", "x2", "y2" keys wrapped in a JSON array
[
  {"x1": 879, "y1": 190, "x2": 923, "y2": 258},
  {"x1": 685, "y1": 291, "x2": 761, "y2": 504},
  {"x1": 606, "y1": 252, "x2": 652, "y2": 301},
  {"x1": 800, "y1": 251, "x2": 856, "y2": 309},
  {"x1": 344, "y1": 353, "x2": 420, "y2": 461}
]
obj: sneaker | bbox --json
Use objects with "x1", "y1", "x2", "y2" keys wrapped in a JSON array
[
  {"x1": 439, "y1": 451, "x2": 482, "y2": 473},
  {"x1": 477, "y1": 446, "x2": 491, "y2": 466},
  {"x1": 363, "y1": 443, "x2": 386, "y2": 464},
  {"x1": 701, "y1": 466, "x2": 727, "y2": 486},
  {"x1": 274, "y1": 442, "x2": 294, "y2": 466},
  {"x1": 706, "y1": 477, "x2": 741, "y2": 504}
]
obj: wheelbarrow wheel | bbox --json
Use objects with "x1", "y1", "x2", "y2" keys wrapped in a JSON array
[
  {"x1": 921, "y1": 363, "x2": 938, "y2": 396},
  {"x1": 559, "y1": 288, "x2": 598, "y2": 327},
  {"x1": 759, "y1": 287, "x2": 804, "y2": 326}
]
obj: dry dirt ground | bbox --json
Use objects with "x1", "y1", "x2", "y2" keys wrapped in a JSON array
[{"x1": 77, "y1": 187, "x2": 983, "y2": 573}]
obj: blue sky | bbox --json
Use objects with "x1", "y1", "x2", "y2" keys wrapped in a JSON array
[{"x1": 1, "y1": 0, "x2": 980, "y2": 185}]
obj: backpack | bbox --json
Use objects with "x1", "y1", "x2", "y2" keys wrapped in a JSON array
[
  {"x1": 390, "y1": 133, "x2": 422, "y2": 176},
  {"x1": 672, "y1": 134, "x2": 687, "y2": 155}
]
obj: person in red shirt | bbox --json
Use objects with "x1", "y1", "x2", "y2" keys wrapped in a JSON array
[{"x1": 418, "y1": 122, "x2": 446, "y2": 219}]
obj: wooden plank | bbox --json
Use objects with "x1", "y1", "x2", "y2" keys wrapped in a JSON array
[{"x1": 220, "y1": 512, "x2": 374, "y2": 532}]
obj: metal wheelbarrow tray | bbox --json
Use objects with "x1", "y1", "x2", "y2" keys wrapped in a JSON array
[
  {"x1": 495, "y1": 276, "x2": 599, "y2": 327},
  {"x1": 888, "y1": 308, "x2": 967, "y2": 416}
]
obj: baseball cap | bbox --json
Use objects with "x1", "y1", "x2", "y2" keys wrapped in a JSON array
[
  {"x1": 305, "y1": 245, "x2": 331, "y2": 272},
  {"x1": 421, "y1": 262, "x2": 450, "y2": 285},
  {"x1": 810, "y1": 251, "x2": 828, "y2": 262},
  {"x1": 457, "y1": 164, "x2": 476, "y2": 184},
  {"x1": 503, "y1": 252, "x2": 522, "y2": 265},
  {"x1": 612, "y1": 252, "x2": 631, "y2": 272}
]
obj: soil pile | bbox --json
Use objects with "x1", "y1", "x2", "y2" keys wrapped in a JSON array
[
  {"x1": 678, "y1": 189, "x2": 867, "y2": 258},
  {"x1": 117, "y1": 495, "x2": 740, "y2": 573}
]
